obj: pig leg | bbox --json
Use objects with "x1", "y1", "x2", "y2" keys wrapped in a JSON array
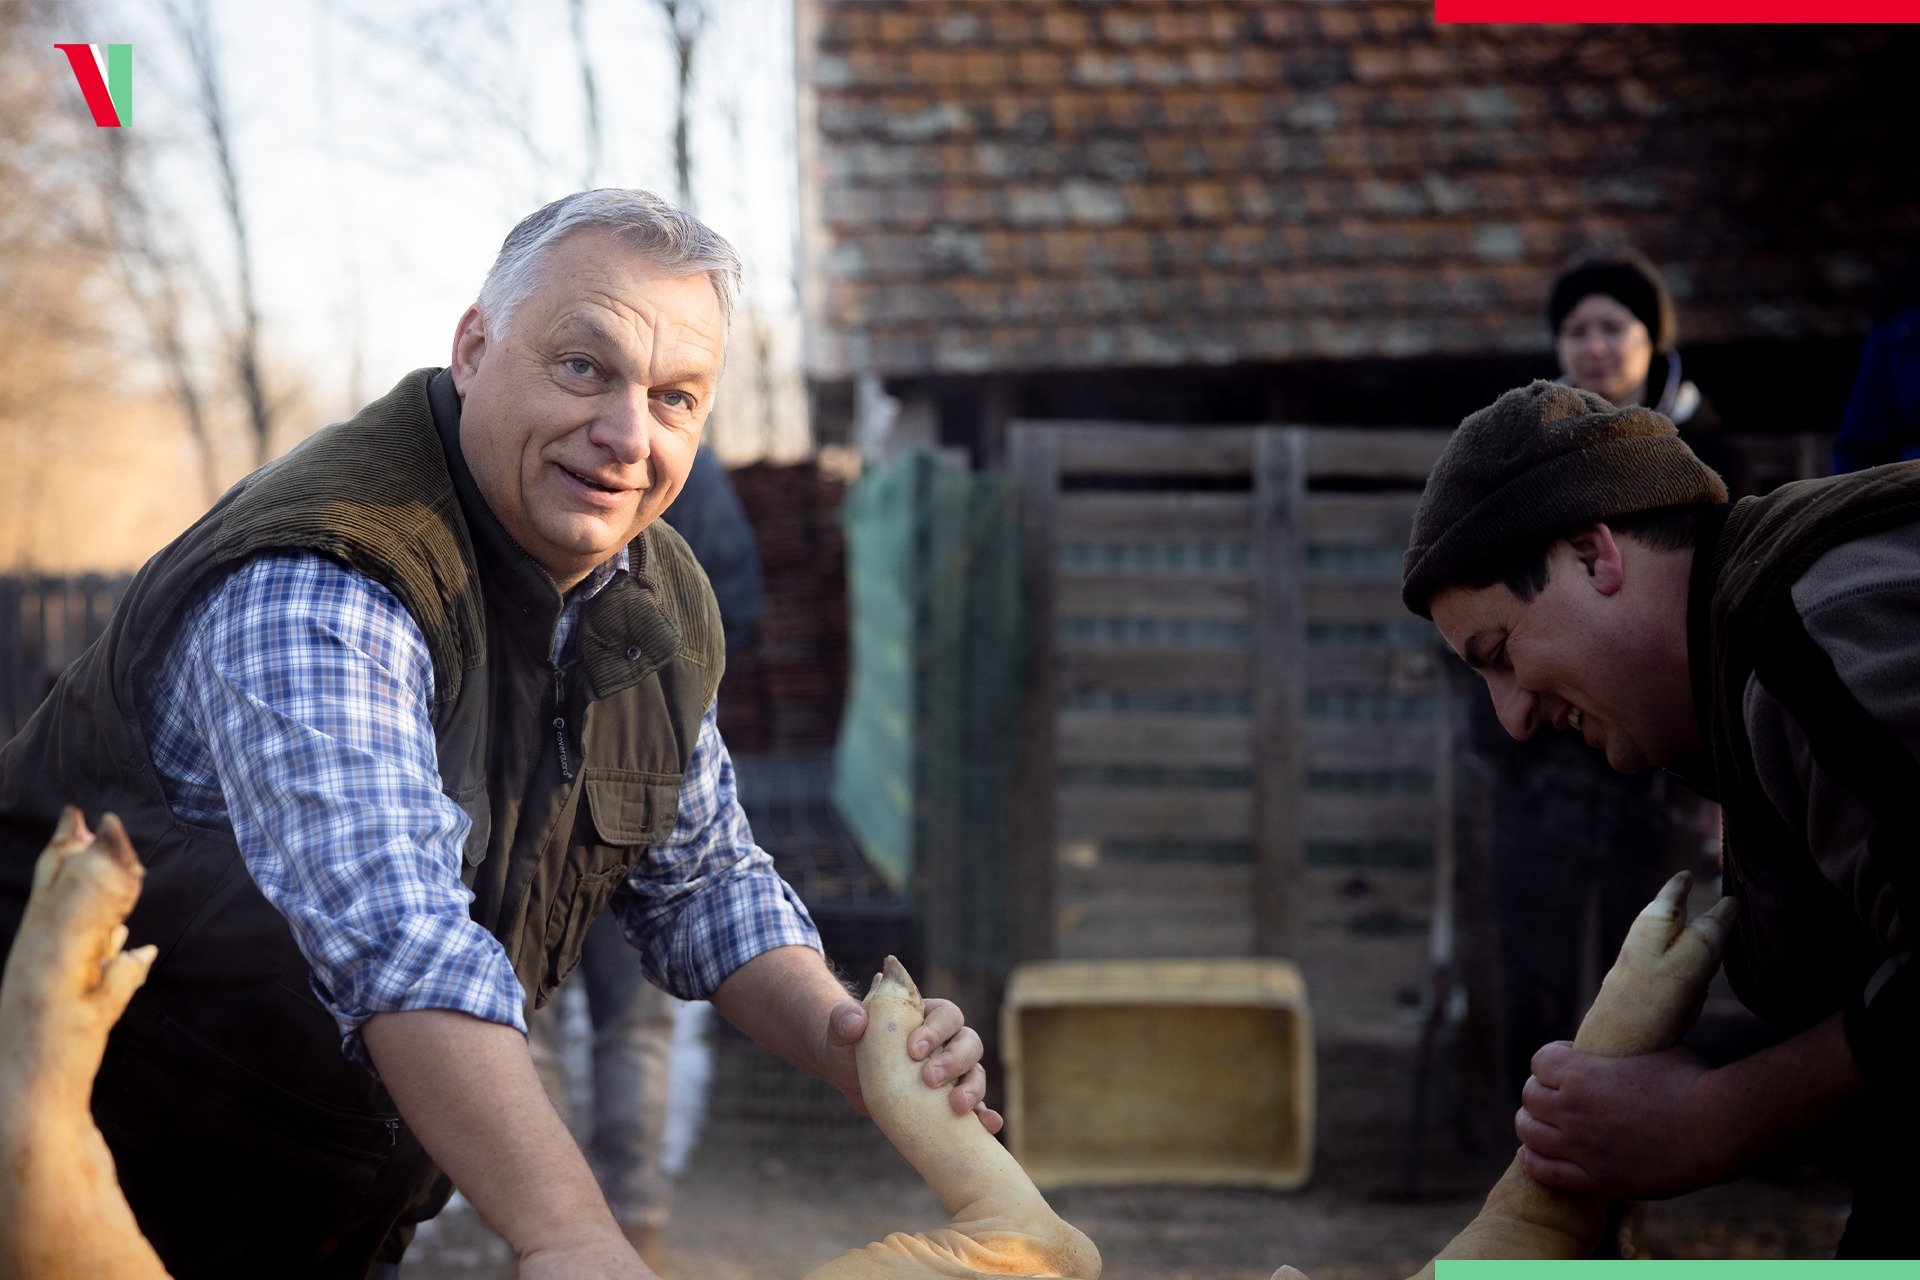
[{"x1": 0, "y1": 808, "x2": 169, "y2": 1280}]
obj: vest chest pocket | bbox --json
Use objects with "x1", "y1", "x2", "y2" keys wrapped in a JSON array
[
  {"x1": 536, "y1": 770, "x2": 682, "y2": 999},
  {"x1": 582, "y1": 768, "x2": 681, "y2": 845}
]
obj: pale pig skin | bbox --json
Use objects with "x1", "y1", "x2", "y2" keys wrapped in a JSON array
[
  {"x1": 0, "y1": 808, "x2": 166, "y2": 1280},
  {"x1": 803, "y1": 956, "x2": 1101, "y2": 1279},
  {"x1": 1277, "y1": 871, "x2": 1735, "y2": 1280}
]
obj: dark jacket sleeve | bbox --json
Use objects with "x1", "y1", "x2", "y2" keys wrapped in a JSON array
[
  {"x1": 1745, "y1": 524, "x2": 1920, "y2": 1089},
  {"x1": 1833, "y1": 306, "x2": 1920, "y2": 474},
  {"x1": 661, "y1": 447, "x2": 763, "y2": 655}
]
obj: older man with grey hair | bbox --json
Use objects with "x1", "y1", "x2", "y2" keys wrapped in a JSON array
[{"x1": 0, "y1": 190, "x2": 993, "y2": 1280}]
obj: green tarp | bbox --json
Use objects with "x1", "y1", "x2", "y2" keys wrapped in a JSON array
[{"x1": 832, "y1": 451, "x2": 1023, "y2": 977}]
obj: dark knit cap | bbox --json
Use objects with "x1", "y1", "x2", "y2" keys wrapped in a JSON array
[
  {"x1": 1401, "y1": 380, "x2": 1727, "y2": 618},
  {"x1": 1548, "y1": 248, "x2": 1676, "y2": 352}
]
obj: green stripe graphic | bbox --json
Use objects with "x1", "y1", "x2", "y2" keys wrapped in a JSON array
[{"x1": 106, "y1": 43, "x2": 131, "y2": 126}]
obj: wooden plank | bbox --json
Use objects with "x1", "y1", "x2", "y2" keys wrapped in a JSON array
[
  {"x1": 1302, "y1": 794, "x2": 1437, "y2": 842},
  {"x1": 1303, "y1": 493, "x2": 1422, "y2": 542},
  {"x1": 1306, "y1": 724, "x2": 1448, "y2": 770},
  {"x1": 1307, "y1": 645, "x2": 1445, "y2": 688},
  {"x1": 1057, "y1": 785, "x2": 1255, "y2": 842},
  {"x1": 1054, "y1": 861, "x2": 1255, "y2": 959},
  {"x1": 1037, "y1": 422, "x2": 1255, "y2": 478},
  {"x1": 1305, "y1": 688, "x2": 1442, "y2": 727},
  {"x1": 1302, "y1": 865, "x2": 1435, "y2": 916},
  {"x1": 1056, "y1": 712, "x2": 1252, "y2": 768},
  {"x1": 1056, "y1": 492, "x2": 1253, "y2": 539},
  {"x1": 1056, "y1": 575, "x2": 1252, "y2": 620},
  {"x1": 1058, "y1": 649, "x2": 1253, "y2": 692},
  {"x1": 0, "y1": 578, "x2": 20, "y2": 738},
  {"x1": 1057, "y1": 860, "x2": 1255, "y2": 899},
  {"x1": 1305, "y1": 579, "x2": 1416, "y2": 622},
  {"x1": 1252, "y1": 427, "x2": 1306, "y2": 957},
  {"x1": 1057, "y1": 907, "x2": 1253, "y2": 958},
  {"x1": 1009, "y1": 425, "x2": 1062, "y2": 963},
  {"x1": 30, "y1": 581, "x2": 51, "y2": 689},
  {"x1": 1302, "y1": 428, "x2": 1450, "y2": 483},
  {"x1": 1055, "y1": 913, "x2": 1253, "y2": 960}
]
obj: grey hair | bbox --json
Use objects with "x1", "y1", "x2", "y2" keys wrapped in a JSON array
[{"x1": 475, "y1": 188, "x2": 742, "y2": 336}]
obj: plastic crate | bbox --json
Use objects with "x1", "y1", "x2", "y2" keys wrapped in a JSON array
[{"x1": 1001, "y1": 958, "x2": 1314, "y2": 1190}]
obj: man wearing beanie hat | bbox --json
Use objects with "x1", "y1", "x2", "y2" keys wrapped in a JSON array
[
  {"x1": 1442, "y1": 372, "x2": 1718, "y2": 1118},
  {"x1": 1406, "y1": 380, "x2": 1920, "y2": 1256}
]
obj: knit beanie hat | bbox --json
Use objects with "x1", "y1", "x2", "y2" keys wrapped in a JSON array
[
  {"x1": 1401, "y1": 380, "x2": 1727, "y2": 618},
  {"x1": 1548, "y1": 248, "x2": 1676, "y2": 352}
]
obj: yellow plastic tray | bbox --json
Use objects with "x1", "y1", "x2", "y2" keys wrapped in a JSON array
[{"x1": 1000, "y1": 957, "x2": 1314, "y2": 1190}]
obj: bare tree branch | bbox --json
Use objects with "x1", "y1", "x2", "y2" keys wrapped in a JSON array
[
  {"x1": 161, "y1": 0, "x2": 274, "y2": 466},
  {"x1": 570, "y1": 0, "x2": 603, "y2": 188},
  {"x1": 654, "y1": 0, "x2": 707, "y2": 207},
  {"x1": 101, "y1": 130, "x2": 222, "y2": 503}
]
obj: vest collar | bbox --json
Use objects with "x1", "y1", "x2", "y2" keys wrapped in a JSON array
[{"x1": 426, "y1": 369, "x2": 681, "y2": 694}]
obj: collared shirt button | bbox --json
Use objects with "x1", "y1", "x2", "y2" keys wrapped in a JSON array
[{"x1": 625, "y1": 644, "x2": 643, "y2": 661}]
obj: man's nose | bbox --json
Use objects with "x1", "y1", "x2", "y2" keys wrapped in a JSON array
[
  {"x1": 591, "y1": 389, "x2": 652, "y2": 462},
  {"x1": 1492, "y1": 682, "x2": 1538, "y2": 741}
]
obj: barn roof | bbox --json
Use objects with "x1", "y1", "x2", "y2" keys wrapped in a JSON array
[{"x1": 798, "y1": 0, "x2": 1918, "y2": 380}]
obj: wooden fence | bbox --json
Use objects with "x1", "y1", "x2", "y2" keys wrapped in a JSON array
[
  {"x1": 1009, "y1": 422, "x2": 1450, "y2": 967},
  {"x1": 0, "y1": 575, "x2": 131, "y2": 741}
]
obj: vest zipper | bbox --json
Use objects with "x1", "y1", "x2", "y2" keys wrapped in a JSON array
[
  {"x1": 386, "y1": 1117, "x2": 400, "y2": 1148},
  {"x1": 552, "y1": 667, "x2": 574, "y2": 781}
]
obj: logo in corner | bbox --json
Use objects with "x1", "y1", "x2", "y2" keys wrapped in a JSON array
[{"x1": 54, "y1": 43, "x2": 132, "y2": 128}]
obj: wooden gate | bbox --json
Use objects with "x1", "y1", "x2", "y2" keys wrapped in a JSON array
[{"x1": 1007, "y1": 422, "x2": 1450, "y2": 1032}]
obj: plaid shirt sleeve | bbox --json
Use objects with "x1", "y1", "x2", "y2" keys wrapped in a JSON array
[
  {"x1": 611, "y1": 701, "x2": 823, "y2": 999},
  {"x1": 155, "y1": 553, "x2": 527, "y2": 1066}
]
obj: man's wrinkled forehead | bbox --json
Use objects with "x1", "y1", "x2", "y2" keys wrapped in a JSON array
[{"x1": 537, "y1": 274, "x2": 727, "y2": 384}]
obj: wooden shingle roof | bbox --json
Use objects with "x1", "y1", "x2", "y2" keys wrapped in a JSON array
[{"x1": 799, "y1": 0, "x2": 1918, "y2": 380}]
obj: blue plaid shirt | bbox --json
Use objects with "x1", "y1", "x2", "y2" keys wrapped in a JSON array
[{"x1": 143, "y1": 549, "x2": 820, "y2": 1066}]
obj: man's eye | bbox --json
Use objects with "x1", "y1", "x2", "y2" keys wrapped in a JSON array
[
  {"x1": 564, "y1": 357, "x2": 597, "y2": 377},
  {"x1": 659, "y1": 390, "x2": 693, "y2": 410}
]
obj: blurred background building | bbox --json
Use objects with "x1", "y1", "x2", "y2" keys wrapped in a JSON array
[{"x1": 799, "y1": 2, "x2": 1918, "y2": 454}]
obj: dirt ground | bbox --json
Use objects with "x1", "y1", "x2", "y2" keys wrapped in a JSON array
[{"x1": 401, "y1": 1035, "x2": 1852, "y2": 1279}]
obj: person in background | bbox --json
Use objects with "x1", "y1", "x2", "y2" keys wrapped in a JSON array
[
  {"x1": 530, "y1": 444, "x2": 762, "y2": 1271},
  {"x1": 1831, "y1": 255, "x2": 1920, "y2": 473},
  {"x1": 1550, "y1": 246, "x2": 1745, "y2": 494}
]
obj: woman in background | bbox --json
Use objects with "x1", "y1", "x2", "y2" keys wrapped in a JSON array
[{"x1": 1548, "y1": 246, "x2": 1744, "y2": 493}]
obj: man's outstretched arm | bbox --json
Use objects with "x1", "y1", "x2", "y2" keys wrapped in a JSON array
[{"x1": 363, "y1": 1010, "x2": 650, "y2": 1280}]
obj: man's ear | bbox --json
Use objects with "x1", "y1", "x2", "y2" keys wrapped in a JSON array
[
  {"x1": 1566, "y1": 522, "x2": 1626, "y2": 596},
  {"x1": 449, "y1": 305, "x2": 487, "y2": 394}
]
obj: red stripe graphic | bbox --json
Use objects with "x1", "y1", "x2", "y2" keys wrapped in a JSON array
[
  {"x1": 1438, "y1": 1, "x2": 1920, "y2": 19},
  {"x1": 54, "y1": 43, "x2": 121, "y2": 127}
]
